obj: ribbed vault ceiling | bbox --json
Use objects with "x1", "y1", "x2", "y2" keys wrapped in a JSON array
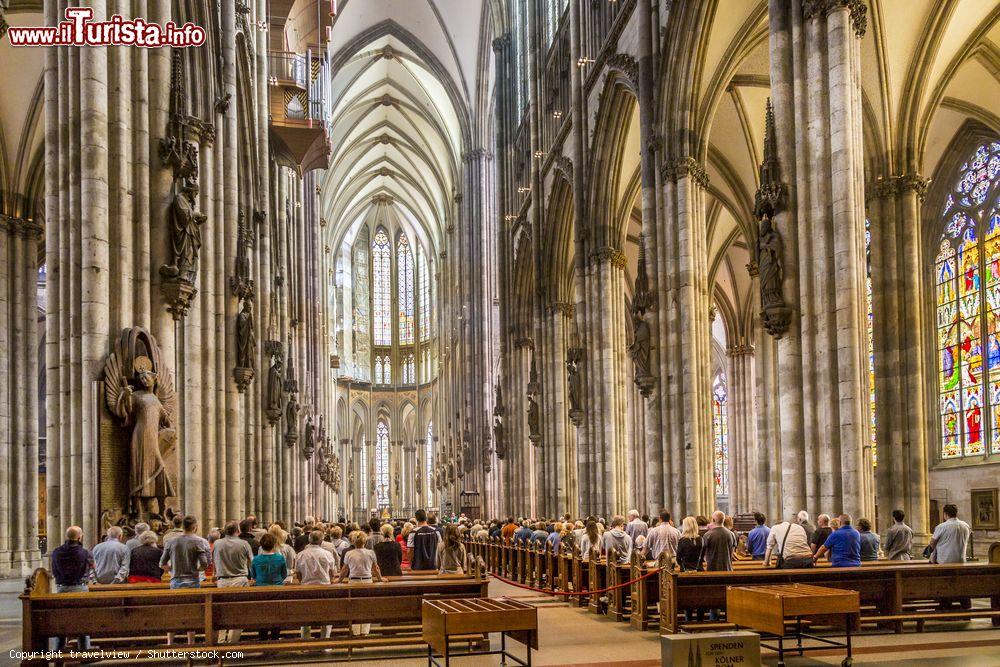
[{"x1": 320, "y1": 0, "x2": 486, "y2": 256}]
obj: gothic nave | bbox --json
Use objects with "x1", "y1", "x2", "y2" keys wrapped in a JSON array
[{"x1": 0, "y1": 0, "x2": 999, "y2": 577}]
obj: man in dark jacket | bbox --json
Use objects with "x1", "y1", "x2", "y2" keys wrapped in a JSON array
[
  {"x1": 238, "y1": 518, "x2": 260, "y2": 555},
  {"x1": 49, "y1": 526, "x2": 95, "y2": 650}
]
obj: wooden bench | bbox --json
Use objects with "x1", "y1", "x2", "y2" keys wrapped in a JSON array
[
  {"x1": 20, "y1": 567, "x2": 490, "y2": 664},
  {"x1": 659, "y1": 562, "x2": 1000, "y2": 634}
]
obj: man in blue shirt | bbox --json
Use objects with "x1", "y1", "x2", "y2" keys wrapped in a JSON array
[
  {"x1": 814, "y1": 514, "x2": 861, "y2": 567},
  {"x1": 746, "y1": 512, "x2": 770, "y2": 559}
]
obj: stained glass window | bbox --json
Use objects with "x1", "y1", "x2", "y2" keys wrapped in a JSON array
[
  {"x1": 867, "y1": 219, "x2": 877, "y2": 465},
  {"x1": 426, "y1": 421, "x2": 434, "y2": 506},
  {"x1": 359, "y1": 438, "x2": 368, "y2": 510},
  {"x1": 352, "y1": 227, "x2": 370, "y2": 381},
  {"x1": 419, "y1": 248, "x2": 430, "y2": 341},
  {"x1": 402, "y1": 353, "x2": 415, "y2": 384},
  {"x1": 373, "y1": 227, "x2": 391, "y2": 346},
  {"x1": 376, "y1": 421, "x2": 389, "y2": 508},
  {"x1": 398, "y1": 234, "x2": 414, "y2": 344},
  {"x1": 712, "y1": 372, "x2": 729, "y2": 497},
  {"x1": 936, "y1": 141, "x2": 1000, "y2": 459}
]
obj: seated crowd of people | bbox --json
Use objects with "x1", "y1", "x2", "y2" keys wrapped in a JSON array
[
  {"x1": 44, "y1": 509, "x2": 470, "y2": 648},
  {"x1": 464, "y1": 503, "x2": 973, "y2": 572}
]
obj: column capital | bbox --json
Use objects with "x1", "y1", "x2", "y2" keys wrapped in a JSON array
[
  {"x1": 547, "y1": 301, "x2": 575, "y2": 318},
  {"x1": 803, "y1": 0, "x2": 867, "y2": 37},
  {"x1": 726, "y1": 343, "x2": 755, "y2": 357},
  {"x1": 660, "y1": 156, "x2": 709, "y2": 189},
  {"x1": 589, "y1": 245, "x2": 627, "y2": 269},
  {"x1": 870, "y1": 173, "x2": 931, "y2": 202}
]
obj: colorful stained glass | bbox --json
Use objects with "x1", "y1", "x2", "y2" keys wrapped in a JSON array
[
  {"x1": 712, "y1": 372, "x2": 729, "y2": 497},
  {"x1": 398, "y1": 234, "x2": 415, "y2": 344},
  {"x1": 373, "y1": 227, "x2": 391, "y2": 346},
  {"x1": 419, "y1": 249, "x2": 430, "y2": 341},
  {"x1": 936, "y1": 141, "x2": 1000, "y2": 459},
  {"x1": 426, "y1": 421, "x2": 434, "y2": 506},
  {"x1": 866, "y1": 219, "x2": 877, "y2": 465},
  {"x1": 359, "y1": 438, "x2": 368, "y2": 509},
  {"x1": 376, "y1": 421, "x2": 389, "y2": 508}
]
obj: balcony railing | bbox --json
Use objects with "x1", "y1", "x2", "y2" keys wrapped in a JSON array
[{"x1": 269, "y1": 50, "x2": 308, "y2": 89}]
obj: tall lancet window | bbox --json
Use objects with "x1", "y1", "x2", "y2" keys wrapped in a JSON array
[
  {"x1": 935, "y1": 141, "x2": 1000, "y2": 459},
  {"x1": 373, "y1": 227, "x2": 391, "y2": 346},
  {"x1": 866, "y1": 218, "x2": 877, "y2": 464},
  {"x1": 426, "y1": 421, "x2": 434, "y2": 506},
  {"x1": 376, "y1": 421, "x2": 390, "y2": 508},
  {"x1": 359, "y1": 438, "x2": 368, "y2": 510},
  {"x1": 712, "y1": 371, "x2": 729, "y2": 497},
  {"x1": 398, "y1": 234, "x2": 414, "y2": 344},
  {"x1": 402, "y1": 353, "x2": 415, "y2": 384},
  {"x1": 419, "y1": 248, "x2": 430, "y2": 341}
]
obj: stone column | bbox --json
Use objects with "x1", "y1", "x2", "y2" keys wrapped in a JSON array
[
  {"x1": 726, "y1": 343, "x2": 757, "y2": 514},
  {"x1": 765, "y1": 0, "x2": 873, "y2": 520},
  {"x1": 869, "y1": 175, "x2": 930, "y2": 535},
  {"x1": 659, "y1": 159, "x2": 714, "y2": 516}
]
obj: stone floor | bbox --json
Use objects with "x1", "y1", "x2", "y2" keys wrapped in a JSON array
[{"x1": 1, "y1": 578, "x2": 998, "y2": 666}]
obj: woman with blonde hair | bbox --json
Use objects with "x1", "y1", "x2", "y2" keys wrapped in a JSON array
[
  {"x1": 398, "y1": 522, "x2": 413, "y2": 569},
  {"x1": 675, "y1": 516, "x2": 704, "y2": 572},
  {"x1": 268, "y1": 523, "x2": 295, "y2": 573}
]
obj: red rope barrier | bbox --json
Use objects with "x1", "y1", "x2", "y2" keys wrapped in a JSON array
[{"x1": 486, "y1": 566, "x2": 661, "y2": 597}]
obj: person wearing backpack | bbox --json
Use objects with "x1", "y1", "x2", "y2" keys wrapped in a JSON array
[{"x1": 406, "y1": 509, "x2": 441, "y2": 570}]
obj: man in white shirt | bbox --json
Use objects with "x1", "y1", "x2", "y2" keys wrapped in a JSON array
[
  {"x1": 644, "y1": 510, "x2": 680, "y2": 561},
  {"x1": 297, "y1": 531, "x2": 340, "y2": 640},
  {"x1": 929, "y1": 504, "x2": 971, "y2": 564},
  {"x1": 764, "y1": 516, "x2": 814, "y2": 569}
]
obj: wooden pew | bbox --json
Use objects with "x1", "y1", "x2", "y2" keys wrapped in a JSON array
[
  {"x1": 657, "y1": 562, "x2": 1000, "y2": 634},
  {"x1": 629, "y1": 552, "x2": 667, "y2": 630},
  {"x1": 605, "y1": 549, "x2": 631, "y2": 622},
  {"x1": 587, "y1": 548, "x2": 607, "y2": 614},
  {"x1": 571, "y1": 545, "x2": 590, "y2": 608},
  {"x1": 20, "y1": 568, "x2": 490, "y2": 664}
]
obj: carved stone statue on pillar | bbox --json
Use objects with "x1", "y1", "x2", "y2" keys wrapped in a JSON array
[
  {"x1": 754, "y1": 99, "x2": 792, "y2": 338},
  {"x1": 103, "y1": 327, "x2": 177, "y2": 519},
  {"x1": 284, "y1": 394, "x2": 300, "y2": 448},
  {"x1": 159, "y1": 50, "x2": 208, "y2": 319},
  {"x1": 566, "y1": 339, "x2": 584, "y2": 425},
  {"x1": 264, "y1": 341, "x2": 284, "y2": 425},
  {"x1": 492, "y1": 381, "x2": 506, "y2": 460},
  {"x1": 628, "y1": 235, "x2": 656, "y2": 395},
  {"x1": 303, "y1": 416, "x2": 315, "y2": 459},
  {"x1": 527, "y1": 352, "x2": 542, "y2": 445},
  {"x1": 331, "y1": 455, "x2": 341, "y2": 493},
  {"x1": 234, "y1": 299, "x2": 256, "y2": 392}
]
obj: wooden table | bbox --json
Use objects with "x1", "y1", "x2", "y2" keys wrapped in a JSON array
[
  {"x1": 727, "y1": 583, "x2": 860, "y2": 667},
  {"x1": 422, "y1": 597, "x2": 538, "y2": 667}
]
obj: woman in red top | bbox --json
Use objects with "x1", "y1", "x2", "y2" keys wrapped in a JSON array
[{"x1": 398, "y1": 522, "x2": 413, "y2": 569}]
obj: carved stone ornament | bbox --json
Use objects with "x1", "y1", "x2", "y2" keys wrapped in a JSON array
[
  {"x1": 159, "y1": 50, "x2": 206, "y2": 320},
  {"x1": 103, "y1": 327, "x2": 177, "y2": 519},
  {"x1": 605, "y1": 53, "x2": 639, "y2": 91},
  {"x1": 754, "y1": 99, "x2": 793, "y2": 338},
  {"x1": 230, "y1": 209, "x2": 255, "y2": 300}
]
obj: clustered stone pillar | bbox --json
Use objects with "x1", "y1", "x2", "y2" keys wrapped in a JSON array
[
  {"x1": 869, "y1": 175, "x2": 931, "y2": 536},
  {"x1": 726, "y1": 343, "x2": 757, "y2": 514},
  {"x1": 659, "y1": 158, "x2": 714, "y2": 517},
  {"x1": 764, "y1": 0, "x2": 873, "y2": 521},
  {"x1": 0, "y1": 214, "x2": 44, "y2": 576},
  {"x1": 41, "y1": 0, "x2": 330, "y2": 543}
]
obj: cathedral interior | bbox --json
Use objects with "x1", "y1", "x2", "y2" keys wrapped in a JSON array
[{"x1": 1, "y1": 0, "x2": 1000, "y2": 579}]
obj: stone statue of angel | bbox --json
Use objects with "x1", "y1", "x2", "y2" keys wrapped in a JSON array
[{"x1": 104, "y1": 330, "x2": 177, "y2": 518}]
